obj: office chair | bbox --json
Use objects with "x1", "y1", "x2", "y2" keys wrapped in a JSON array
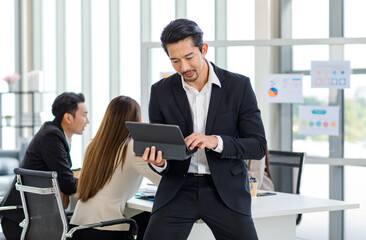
[
  {"x1": 14, "y1": 167, "x2": 138, "y2": 240},
  {"x1": 268, "y1": 150, "x2": 305, "y2": 225}
]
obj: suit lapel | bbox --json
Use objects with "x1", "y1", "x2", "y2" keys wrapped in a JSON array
[
  {"x1": 170, "y1": 64, "x2": 225, "y2": 135},
  {"x1": 206, "y1": 64, "x2": 225, "y2": 134},
  {"x1": 206, "y1": 83, "x2": 224, "y2": 134},
  {"x1": 172, "y1": 77, "x2": 193, "y2": 134}
]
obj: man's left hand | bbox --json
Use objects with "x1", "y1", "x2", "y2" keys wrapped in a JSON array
[{"x1": 185, "y1": 133, "x2": 218, "y2": 151}]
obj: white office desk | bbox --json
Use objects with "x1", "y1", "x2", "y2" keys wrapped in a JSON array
[{"x1": 126, "y1": 191, "x2": 359, "y2": 240}]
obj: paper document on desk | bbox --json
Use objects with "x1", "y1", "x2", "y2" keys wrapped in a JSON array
[{"x1": 135, "y1": 185, "x2": 157, "y2": 201}]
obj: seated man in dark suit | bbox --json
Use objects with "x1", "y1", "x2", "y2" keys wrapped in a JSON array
[{"x1": 0, "y1": 92, "x2": 89, "y2": 240}]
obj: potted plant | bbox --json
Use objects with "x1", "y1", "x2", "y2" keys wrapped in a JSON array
[{"x1": 3, "y1": 115, "x2": 12, "y2": 126}]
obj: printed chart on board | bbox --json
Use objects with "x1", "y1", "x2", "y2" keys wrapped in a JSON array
[
  {"x1": 311, "y1": 61, "x2": 351, "y2": 89},
  {"x1": 160, "y1": 72, "x2": 175, "y2": 79},
  {"x1": 264, "y1": 74, "x2": 303, "y2": 103},
  {"x1": 298, "y1": 105, "x2": 339, "y2": 136}
]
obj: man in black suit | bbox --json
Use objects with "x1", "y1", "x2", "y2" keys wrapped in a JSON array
[
  {"x1": 142, "y1": 19, "x2": 266, "y2": 240},
  {"x1": 0, "y1": 92, "x2": 89, "y2": 240}
]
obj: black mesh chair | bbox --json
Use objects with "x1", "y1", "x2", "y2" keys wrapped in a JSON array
[
  {"x1": 14, "y1": 167, "x2": 138, "y2": 240},
  {"x1": 268, "y1": 150, "x2": 305, "y2": 225}
]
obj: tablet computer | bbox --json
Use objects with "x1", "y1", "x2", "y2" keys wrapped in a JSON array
[{"x1": 125, "y1": 121, "x2": 197, "y2": 160}]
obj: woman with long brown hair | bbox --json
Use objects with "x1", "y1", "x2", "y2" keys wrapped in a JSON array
[{"x1": 70, "y1": 96, "x2": 160, "y2": 240}]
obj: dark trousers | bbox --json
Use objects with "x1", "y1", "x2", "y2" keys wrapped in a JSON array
[
  {"x1": 143, "y1": 174, "x2": 258, "y2": 240},
  {"x1": 71, "y1": 227, "x2": 131, "y2": 240},
  {"x1": 1, "y1": 217, "x2": 22, "y2": 240}
]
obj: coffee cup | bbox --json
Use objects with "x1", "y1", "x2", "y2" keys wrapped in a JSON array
[{"x1": 249, "y1": 177, "x2": 258, "y2": 197}]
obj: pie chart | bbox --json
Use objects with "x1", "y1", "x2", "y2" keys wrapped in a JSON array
[{"x1": 268, "y1": 87, "x2": 278, "y2": 97}]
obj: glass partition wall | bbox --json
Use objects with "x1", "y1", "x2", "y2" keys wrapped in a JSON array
[{"x1": 0, "y1": 0, "x2": 17, "y2": 149}]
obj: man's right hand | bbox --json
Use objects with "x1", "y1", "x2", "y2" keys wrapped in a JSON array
[{"x1": 142, "y1": 146, "x2": 166, "y2": 167}]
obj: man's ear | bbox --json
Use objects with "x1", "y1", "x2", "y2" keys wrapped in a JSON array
[
  {"x1": 62, "y1": 113, "x2": 73, "y2": 124},
  {"x1": 201, "y1": 43, "x2": 208, "y2": 58}
]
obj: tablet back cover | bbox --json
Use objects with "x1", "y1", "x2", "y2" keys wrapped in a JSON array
[{"x1": 125, "y1": 122, "x2": 190, "y2": 160}]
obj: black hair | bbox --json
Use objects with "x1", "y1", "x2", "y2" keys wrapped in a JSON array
[
  {"x1": 52, "y1": 92, "x2": 85, "y2": 122},
  {"x1": 160, "y1": 18, "x2": 203, "y2": 56}
]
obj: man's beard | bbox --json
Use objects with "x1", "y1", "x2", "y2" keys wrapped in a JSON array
[{"x1": 182, "y1": 70, "x2": 198, "y2": 82}]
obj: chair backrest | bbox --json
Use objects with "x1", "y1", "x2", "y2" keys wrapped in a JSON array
[
  {"x1": 14, "y1": 168, "x2": 68, "y2": 240},
  {"x1": 268, "y1": 150, "x2": 305, "y2": 194},
  {"x1": 268, "y1": 150, "x2": 305, "y2": 225}
]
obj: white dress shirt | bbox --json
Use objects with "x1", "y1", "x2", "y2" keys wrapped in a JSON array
[
  {"x1": 151, "y1": 60, "x2": 224, "y2": 174},
  {"x1": 183, "y1": 61, "x2": 223, "y2": 174}
]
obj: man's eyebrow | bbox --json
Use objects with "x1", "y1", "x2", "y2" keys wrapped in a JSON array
[{"x1": 170, "y1": 52, "x2": 194, "y2": 60}]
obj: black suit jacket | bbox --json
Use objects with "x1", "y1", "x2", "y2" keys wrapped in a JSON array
[
  {"x1": 0, "y1": 119, "x2": 78, "y2": 238},
  {"x1": 149, "y1": 63, "x2": 266, "y2": 216}
]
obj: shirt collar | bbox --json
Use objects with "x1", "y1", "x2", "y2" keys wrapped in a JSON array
[
  {"x1": 207, "y1": 61, "x2": 221, "y2": 88},
  {"x1": 180, "y1": 59, "x2": 221, "y2": 91},
  {"x1": 64, "y1": 132, "x2": 71, "y2": 149}
]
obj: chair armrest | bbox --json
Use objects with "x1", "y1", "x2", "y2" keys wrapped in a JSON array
[
  {"x1": 65, "y1": 210, "x2": 74, "y2": 216},
  {"x1": 65, "y1": 218, "x2": 138, "y2": 239},
  {"x1": 0, "y1": 205, "x2": 22, "y2": 211}
]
